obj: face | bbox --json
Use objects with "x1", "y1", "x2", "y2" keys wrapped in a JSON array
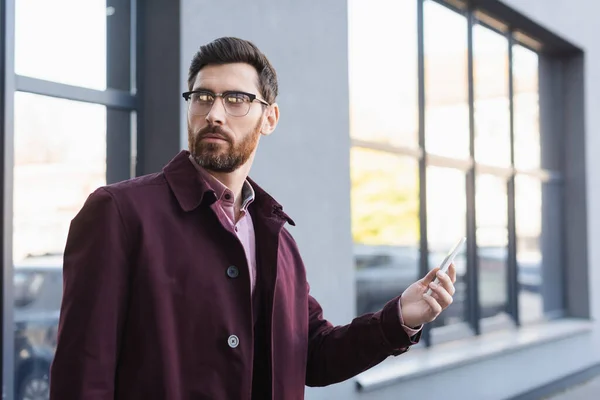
[{"x1": 187, "y1": 63, "x2": 279, "y2": 173}]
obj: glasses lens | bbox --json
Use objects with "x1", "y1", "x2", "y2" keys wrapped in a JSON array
[
  {"x1": 223, "y1": 93, "x2": 251, "y2": 117},
  {"x1": 188, "y1": 92, "x2": 213, "y2": 116},
  {"x1": 187, "y1": 92, "x2": 253, "y2": 116}
]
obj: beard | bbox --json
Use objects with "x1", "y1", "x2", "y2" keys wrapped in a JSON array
[{"x1": 188, "y1": 118, "x2": 262, "y2": 173}]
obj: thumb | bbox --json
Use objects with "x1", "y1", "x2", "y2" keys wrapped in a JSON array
[{"x1": 421, "y1": 267, "x2": 440, "y2": 285}]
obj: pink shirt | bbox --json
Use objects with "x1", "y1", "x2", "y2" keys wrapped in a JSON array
[
  {"x1": 191, "y1": 157, "x2": 258, "y2": 295},
  {"x1": 190, "y1": 157, "x2": 421, "y2": 336}
]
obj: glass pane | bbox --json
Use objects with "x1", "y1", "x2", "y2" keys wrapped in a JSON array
[
  {"x1": 426, "y1": 167, "x2": 467, "y2": 331},
  {"x1": 424, "y1": 1, "x2": 469, "y2": 159},
  {"x1": 476, "y1": 174, "x2": 510, "y2": 328},
  {"x1": 13, "y1": 93, "x2": 107, "y2": 399},
  {"x1": 473, "y1": 25, "x2": 511, "y2": 167},
  {"x1": 513, "y1": 45, "x2": 540, "y2": 170},
  {"x1": 351, "y1": 148, "x2": 420, "y2": 315},
  {"x1": 515, "y1": 175, "x2": 543, "y2": 324},
  {"x1": 15, "y1": 0, "x2": 131, "y2": 91},
  {"x1": 348, "y1": 0, "x2": 418, "y2": 148}
]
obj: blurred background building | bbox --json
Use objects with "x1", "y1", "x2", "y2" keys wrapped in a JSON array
[{"x1": 0, "y1": 0, "x2": 598, "y2": 399}]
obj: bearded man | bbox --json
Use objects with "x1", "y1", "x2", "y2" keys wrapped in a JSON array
[{"x1": 49, "y1": 37, "x2": 456, "y2": 400}]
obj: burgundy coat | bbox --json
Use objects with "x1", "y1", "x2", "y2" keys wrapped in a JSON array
[{"x1": 49, "y1": 150, "x2": 419, "y2": 400}]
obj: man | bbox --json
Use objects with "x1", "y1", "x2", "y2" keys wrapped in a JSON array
[{"x1": 49, "y1": 37, "x2": 456, "y2": 400}]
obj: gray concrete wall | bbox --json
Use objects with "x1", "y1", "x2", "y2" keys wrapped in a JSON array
[
  {"x1": 180, "y1": 0, "x2": 600, "y2": 399},
  {"x1": 180, "y1": 1, "x2": 354, "y2": 399}
]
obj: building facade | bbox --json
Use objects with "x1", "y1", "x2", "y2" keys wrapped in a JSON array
[{"x1": 1, "y1": 0, "x2": 599, "y2": 399}]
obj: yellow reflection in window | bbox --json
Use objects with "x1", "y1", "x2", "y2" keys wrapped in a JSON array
[{"x1": 350, "y1": 148, "x2": 419, "y2": 246}]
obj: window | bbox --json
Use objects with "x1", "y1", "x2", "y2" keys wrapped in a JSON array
[
  {"x1": 348, "y1": 0, "x2": 419, "y2": 150},
  {"x1": 351, "y1": 148, "x2": 420, "y2": 317},
  {"x1": 348, "y1": 0, "x2": 421, "y2": 325},
  {"x1": 424, "y1": 0, "x2": 469, "y2": 160},
  {"x1": 4, "y1": 1, "x2": 137, "y2": 399},
  {"x1": 15, "y1": 0, "x2": 109, "y2": 90},
  {"x1": 349, "y1": 0, "x2": 564, "y2": 347},
  {"x1": 13, "y1": 94, "x2": 108, "y2": 261},
  {"x1": 15, "y1": 0, "x2": 132, "y2": 91}
]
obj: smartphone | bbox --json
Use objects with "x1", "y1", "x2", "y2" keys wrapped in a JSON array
[{"x1": 426, "y1": 237, "x2": 466, "y2": 296}]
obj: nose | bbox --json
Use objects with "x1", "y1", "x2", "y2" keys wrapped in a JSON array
[{"x1": 205, "y1": 97, "x2": 226, "y2": 125}]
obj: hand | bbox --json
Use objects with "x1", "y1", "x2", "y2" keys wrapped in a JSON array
[{"x1": 400, "y1": 264, "x2": 457, "y2": 328}]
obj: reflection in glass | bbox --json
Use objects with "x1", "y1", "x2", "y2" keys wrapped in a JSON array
[
  {"x1": 427, "y1": 167, "x2": 467, "y2": 329},
  {"x1": 515, "y1": 175, "x2": 543, "y2": 324},
  {"x1": 348, "y1": 0, "x2": 418, "y2": 148},
  {"x1": 350, "y1": 148, "x2": 420, "y2": 315},
  {"x1": 476, "y1": 174, "x2": 510, "y2": 328},
  {"x1": 13, "y1": 93, "x2": 107, "y2": 400},
  {"x1": 13, "y1": 93, "x2": 107, "y2": 262},
  {"x1": 473, "y1": 25, "x2": 511, "y2": 167},
  {"x1": 513, "y1": 45, "x2": 540, "y2": 170},
  {"x1": 15, "y1": 0, "x2": 108, "y2": 89},
  {"x1": 424, "y1": 1, "x2": 469, "y2": 159}
]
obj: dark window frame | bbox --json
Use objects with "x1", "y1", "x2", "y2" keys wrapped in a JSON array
[
  {"x1": 1, "y1": 0, "x2": 16, "y2": 396},
  {"x1": 350, "y1": 0, "x2": 585, "y2": 348},
  {"x1": 0, "y1": 0, "x2": 157, "y2": 397}
]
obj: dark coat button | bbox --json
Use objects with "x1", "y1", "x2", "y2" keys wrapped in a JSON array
[{"x1": 226, "y1": 266, "x2": 239, "y2": 278}]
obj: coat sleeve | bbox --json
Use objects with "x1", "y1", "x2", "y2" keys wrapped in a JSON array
[
  {"x1": 49, "y1": 188, "x2": 131, "y2": 400},
  {"x1": 305, "y1": 287, "x2": 421, "y2": 387}
]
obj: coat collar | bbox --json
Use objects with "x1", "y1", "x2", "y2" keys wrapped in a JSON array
[{"x1": 163, "y1": 150, "x2": 295, "y2": 226}]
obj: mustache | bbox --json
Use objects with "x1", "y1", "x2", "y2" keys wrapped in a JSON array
[{"x1": 196, "y1": 125, "x2": 232, "y2": 143}]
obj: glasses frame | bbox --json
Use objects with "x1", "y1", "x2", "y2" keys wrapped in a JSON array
[{"x1": 182, "y1": 89, "x2": 270, "y2": 117}]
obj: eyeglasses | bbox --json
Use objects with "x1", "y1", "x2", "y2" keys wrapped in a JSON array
[{"x1": 182, "y1": 90, "x2": 270, "y2": 117}]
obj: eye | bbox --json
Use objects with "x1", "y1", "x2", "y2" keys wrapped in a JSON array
[
  {"x1": 192, "y1": 92, "x2": 214, "y2": 103},
  {"x1": 225, "y1": 92, "x2": 251, "y2": 104}
]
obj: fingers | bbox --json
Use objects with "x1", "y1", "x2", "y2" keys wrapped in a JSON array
[
  {"x1": 447, "y1": 263, "x2": 457, "y2": 283},
  {"x1": 421, "y1": 267, "x2": 440, "y2": 286},
  {"x1": 427, "y1": 281, "x2": 454, "y2": 308},
  {"x1": 419, "y1": 264, "x2": 457, "y2": 323},
  {"x1": 422, "y1": 293, "x2": 442, "y2": 315},
  {"x1": 435, "y1": 269, "x2": 456, "y2": 296}
]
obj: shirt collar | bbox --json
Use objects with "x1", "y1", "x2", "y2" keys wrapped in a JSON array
[
  {"x1": 188, "y1": 155, "x2": 255, "y2": 211},
  {"x1": 163, "y1": 151, "x2": 294, "y2": 225}
]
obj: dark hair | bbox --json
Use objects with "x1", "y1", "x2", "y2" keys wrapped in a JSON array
[{"x1": 187, "y1": 37, "x2": 278, "y2": 104}]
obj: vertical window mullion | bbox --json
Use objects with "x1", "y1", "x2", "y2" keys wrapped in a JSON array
[
  {"x1": 507, "y1": 33, "x2": 520, "y2": 326},
  {"x1": 466, "y1": 7, "x2": 481, "y2": 335},
  {"x1": 1, "y1": 0, "x2": 16, "y2": 397},
  {"x1": 417, "y1": 0, "x2": 431, "y2": 347},
  {"x1": 107, "y1": 0, "x2": 135, "y2": 184}
]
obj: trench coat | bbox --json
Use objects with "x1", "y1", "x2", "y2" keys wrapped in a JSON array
[{"x1": 49, "y1": 150, "x2": 420, "y2": 400}]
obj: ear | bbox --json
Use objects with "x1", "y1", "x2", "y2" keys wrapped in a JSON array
[{"x1": 261, "y1": 103, "x2": 280, "y2": 137}]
